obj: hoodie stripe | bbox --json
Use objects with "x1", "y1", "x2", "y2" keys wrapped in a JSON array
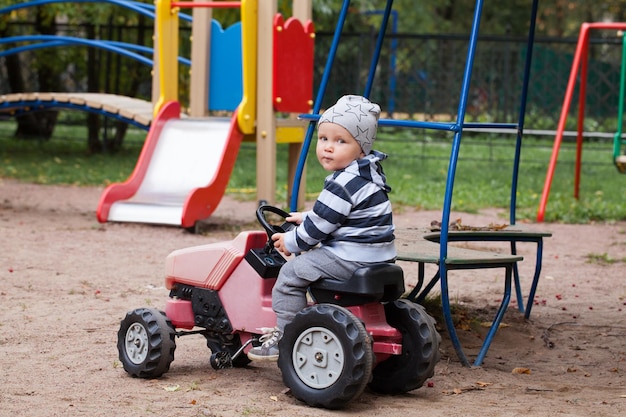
[{"x1": 285, "y1": 151, "x2": 396, "y2": 262}]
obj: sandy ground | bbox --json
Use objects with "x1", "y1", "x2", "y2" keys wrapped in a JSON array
[{"x1": 1, "y1": 178, "x2": 625, "y2": 417}]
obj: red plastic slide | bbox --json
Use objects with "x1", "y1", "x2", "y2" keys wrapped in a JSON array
[{"x1": 97, "y1": 101, "x2": 244, "y2": 228}]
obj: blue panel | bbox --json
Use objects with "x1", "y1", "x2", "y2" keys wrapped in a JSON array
[{"x1": 209, "y1": 20, "x2": 243, "y2": 112}]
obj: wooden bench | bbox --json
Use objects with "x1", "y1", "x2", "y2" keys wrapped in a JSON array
[{"x1": 394, "y1": 229, "x2": 524, "y2": 367}]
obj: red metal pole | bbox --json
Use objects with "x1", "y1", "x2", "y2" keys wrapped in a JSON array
[
  {"x1": 538, "y1": 21, "x2": 626, "y2": 221},
  {"x1": 537, "y1": 24, "x2": 590, "y2": 221}
]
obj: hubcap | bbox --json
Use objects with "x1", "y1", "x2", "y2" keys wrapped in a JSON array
[
  {"x1": 125, "y1": 323, "x2": 149, "y2": 364},
  {"x1": 292, "y1": 326, "x2": 344, "y2": 389}
]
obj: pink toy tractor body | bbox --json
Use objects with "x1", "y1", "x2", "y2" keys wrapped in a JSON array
[{"x1": 117, "y1": 206, "x2": 440, "y2": 409}]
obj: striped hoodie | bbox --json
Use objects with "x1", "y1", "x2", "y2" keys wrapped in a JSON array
[{"x1": 283, "y1": 150, "x2": 396, "y2": 262}]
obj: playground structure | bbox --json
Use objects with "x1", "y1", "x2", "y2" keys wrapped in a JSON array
[
  {"x1": 537, "y1": 22, "x2": 626, "y2": 223},
  {"x1": 0, "y1": 0, "x2": 315, "y2": 228},
  {"x1": 0, "y1": 92, "x2": 154, "y2": 130},
  {"x1": 0, "y1": 0, "x2": 163, "y2": 129},
  {"x1": 288, "y1": 0, "x2": 554, "y2": 367},
  {"x1": 97, "y1": 0, "x2": 315, "y2": 228}
]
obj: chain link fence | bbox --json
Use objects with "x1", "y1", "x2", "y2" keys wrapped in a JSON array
[{"x1": 314, "y1": 31, "x2": 625, "y2": 137}]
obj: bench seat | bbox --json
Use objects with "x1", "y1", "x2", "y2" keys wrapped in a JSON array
[{"x1": 421, "y1": 225, "x2": 552, "y2": 319}]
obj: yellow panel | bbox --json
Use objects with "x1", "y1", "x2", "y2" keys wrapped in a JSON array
[
  {"x1": 276, "y1": 126, "x2": 305, "y2": 143},
  {"x1": 154, "y1": 0, "x2": 179, "y2": 117},
  {"x1": 237, "y1": 0, "x2": 257, "y2": 134}
]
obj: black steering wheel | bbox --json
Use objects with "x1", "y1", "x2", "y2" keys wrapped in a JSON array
[{"x1": 256, "y1": 205, "x2": 297, "y2": 245}]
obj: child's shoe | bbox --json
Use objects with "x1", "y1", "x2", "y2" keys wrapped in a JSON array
[{"x1": 247, "y1": 327, "x2": 282, "y2": 361}]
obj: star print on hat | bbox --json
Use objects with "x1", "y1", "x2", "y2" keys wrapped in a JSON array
[{"x1": 318, "y1": 95, "x2": 381, "y2": 154}]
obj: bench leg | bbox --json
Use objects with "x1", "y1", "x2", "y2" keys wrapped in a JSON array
[
  {"x1": 511, "y1": 241, "x2": 525, "y2": 314},
  {"x1": 473, "y1": 264, "x2": 513, "y2": 366},
  {"x1": 414, "y1": 269, "x2": 440, "y2": 304},
  {"x1": 440, "y1": 265, "x2": 471, "y2": 367},
  {"x1": 406, "y1": 263, "x2": 440, "y2": 304},
  {"x1": 524, "y1": 239, "x2": 544, "y2": 319},
  {"x1": 406, "y1": 262, "x2": 425, "y2": 301}
]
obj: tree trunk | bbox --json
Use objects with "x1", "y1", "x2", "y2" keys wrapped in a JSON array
[
  {"x1": 104, "y1": 16, "x2": 149, "y2": 152},
  {"x1": 14, "y1": 7, "x2": 61, "y2": 139}
]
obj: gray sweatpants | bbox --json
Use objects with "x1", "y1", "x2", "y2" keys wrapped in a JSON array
[{"x1": 272, "y1": 247, "x2": 370, "y2": 331}]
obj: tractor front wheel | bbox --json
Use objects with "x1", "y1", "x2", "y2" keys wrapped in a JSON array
[{"x1": 117, "y1": 308, "x2": 176, "y2": 378}]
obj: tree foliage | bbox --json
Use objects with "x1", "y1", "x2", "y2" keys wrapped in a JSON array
[
  {"x1": 3, "y1": 0, "x2": 626, "y2": 148},
  {"x1": 311, "y1": 0, "x2": 626, "y2": 37}
]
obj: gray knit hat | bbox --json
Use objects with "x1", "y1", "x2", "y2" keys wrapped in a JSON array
[{"x1": 318, "y1": 95, "x2": 381, "y2": 155}]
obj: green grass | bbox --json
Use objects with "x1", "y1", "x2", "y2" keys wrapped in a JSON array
[
  {"x1": 585, "y1": 252, "x2": 626, "y2": 264},
  {"x1": 1, "y1": 120, "x2": 624, "y2": 224},
  {"x1": 0, "y1": 122, "x2": 146, "y2": 186}
]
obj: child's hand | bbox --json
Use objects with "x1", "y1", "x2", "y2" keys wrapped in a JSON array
[
  {"x1": 271, "y1": 233, "x2": 291, "y2": 256},
  {"x1": 286, "y1": 212, "x2": 303, "y2": 224}
]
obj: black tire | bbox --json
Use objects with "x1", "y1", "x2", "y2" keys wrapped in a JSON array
[
  {"x1": 369, "y1": 299, "x2": 440, "y2": 394},
  {"x1": 117, "y1": 308, "x2": 176, "y2": 378},
  {"x1": 278, "y1": 304, "x2": 374, "y2": 409}
]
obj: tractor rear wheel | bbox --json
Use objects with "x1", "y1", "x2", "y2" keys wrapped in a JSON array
[
  {"x1": 278, "y1": 304, "x2": 373, "y2": 409},
  {"x1": 369, "y1": 299, "x2": 440, "y2": 394}
]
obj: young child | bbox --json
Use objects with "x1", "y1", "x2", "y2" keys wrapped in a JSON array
[{"x1": 247, "y1": 95, "x2": 396, "y2": 361}]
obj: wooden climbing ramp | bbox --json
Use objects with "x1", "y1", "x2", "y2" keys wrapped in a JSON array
[{"x1": 0, "y1": 92, "x2": 155, "y2": 129}]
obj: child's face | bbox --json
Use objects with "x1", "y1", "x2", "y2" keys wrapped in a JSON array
[{"x1": 316, "y1": 122, "x2": 364, "y2": 172}]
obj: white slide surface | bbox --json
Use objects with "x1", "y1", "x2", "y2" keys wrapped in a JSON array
[{"x1": 108, "y1": 117, "x2": 232, "y2": 225}]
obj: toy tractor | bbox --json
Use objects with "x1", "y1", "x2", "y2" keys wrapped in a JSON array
[{"x1": 117, "y1": 205, "x2": 440, "y2": 409}]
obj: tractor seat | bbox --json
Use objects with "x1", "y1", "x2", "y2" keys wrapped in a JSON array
[{"x1": 308, "y1": 263, "x2": 405, "y2": 307}]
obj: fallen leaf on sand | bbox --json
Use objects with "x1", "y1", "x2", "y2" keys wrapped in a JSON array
[
  {"x1": 480, "y1": 322, "x2": 510, "y2": 328},
  {"x1": 512, "y1": 367, "x2": 531, "y2": 375},
  {"x1": 443, "y1": 386, "x2": 485, "y2": 395}
]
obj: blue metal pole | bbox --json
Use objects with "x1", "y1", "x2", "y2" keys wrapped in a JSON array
[
  {"x1": 0, "y1": 35, "x2": 154, "y2": 66},
  {"x1": 507, "y1": 0, "x2": 539, "y2": 318},
  {"x1": 363, "y1": 0, "x2": 394, "y2": 99},
  {"x1": 362, "y1": 8, "x2": 398, "y2": 114},
  {"x1": 289, "y1": 0, "x2": 352, "y2": 211},
  {"x1": 0, "y1": 0, "x2": 156, "y2": 19},
  {"x1": 300, "y1": 114, "x2": 515, "y2": 132},
  {"x1": 389, "y1": 10, "x2": 398, "y2": 114},
  {"x1": 510, "y1": 0, "x2": 539, "y2": 225},
  {"x1": 299, "y1": 113, "x2": 460, "y2": 131},
  {"x1": 439, "y1": 0, "x2": 485, "y2": 367}
]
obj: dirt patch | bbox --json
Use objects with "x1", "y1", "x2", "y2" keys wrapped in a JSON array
[{"x1": 1, "y1": 178, "x2": 625, "y2": 416}]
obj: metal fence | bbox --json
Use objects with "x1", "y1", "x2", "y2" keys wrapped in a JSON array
[
  {"x1": 1, "y1": 22, "x2": 625, "y2": 136},
  {"x1": 314, "y1": 31, "x2": 625, "y2": 136}
]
